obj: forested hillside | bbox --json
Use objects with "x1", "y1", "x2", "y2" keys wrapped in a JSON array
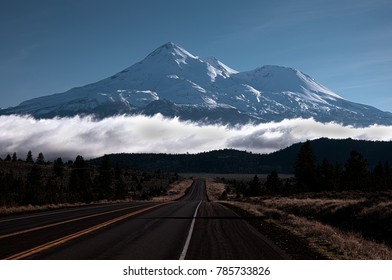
[
  {"x1": 0, "y1": 153, "x2": 177, "y2": 207},
  {"x1": 90, "y1": 138, "x2": 392, "y2": 174}
]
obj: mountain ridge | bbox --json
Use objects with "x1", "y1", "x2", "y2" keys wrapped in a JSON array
[
  {"x1": 2, "y1": 42, "x2": 391, "y2": 126},
  {"x1": 88, "y1": 138, "x2": 392, "y2": 174}
]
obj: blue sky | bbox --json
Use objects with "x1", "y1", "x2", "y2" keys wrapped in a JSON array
[{"x1": 1, "y1": 0, "x2": 391, "y2": 111}]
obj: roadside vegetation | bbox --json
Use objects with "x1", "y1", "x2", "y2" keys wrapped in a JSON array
[
  {"x1": 220, "y1": 192, "x2": 392, "y2": 259},
  {"x1": 0, "y1": 152, "x2": 179, "y2": 214},
  {"x1": 208, "y1": 141, "x2": 392, "y2": 259}
]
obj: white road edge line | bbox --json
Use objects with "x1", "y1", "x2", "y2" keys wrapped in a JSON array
[{"x1": 179, "y1": 200, "x2": 202, "y2": 260}]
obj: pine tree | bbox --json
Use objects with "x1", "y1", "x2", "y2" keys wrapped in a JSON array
[
  {"x1": 384, "y1": 161, "x2": 392, "y2": 190},
  {"x1": 68, "y1": 155, "x2": 92, "y2": 203},
  {"x1": 343, "y1": 150, "x2": 370, "y2": 190},
  {"x1": 318, "y1": 159, "x2": 336, "y2": 191},
  {"x1": 94, "y1": 155, "x2": 113, "y2": 199},
  {"x1": 12, "y1": 152, "x2": 17, "y2": 162},
  {"x1": 36, "y1": 152, "x2": 45, "y2": 164},
  {"x1": 114, "y1": 163, "x2": 127, "y2": 199},
  {"x1": 26, "y1": 164, "x2": 46, "y2": 205},
  {"x1": 294, "y1": 140, "x2": 317, "y2": 192},
  {"x1": 53, "y1": 157, "x2": 65, "y2": 177},
  {"x1": 265, "y1": 170, "x2": 282, "y2": 194},
  {"x1": 246, "y1": 175, "x2": 262, "y2": 196},
  {"x1": 26, "y1": 151, "x2": 34, "y2": 163}
]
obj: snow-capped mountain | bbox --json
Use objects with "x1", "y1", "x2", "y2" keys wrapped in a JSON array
[{"x1": 2, "y1": 42, "x2": 392, "y2": 126}]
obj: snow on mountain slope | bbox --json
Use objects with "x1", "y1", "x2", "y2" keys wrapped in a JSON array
[
  {"x1": 2, "y1": 42, "x2": 392, "y2": 126},
  {"x1": 235, "y1": 65, "x2": 342, "y2": 99}
]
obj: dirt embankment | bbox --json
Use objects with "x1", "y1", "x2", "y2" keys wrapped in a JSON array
[
  {"x1": 152, "y1": 179, "x2": 193, "y2": 202},
  {"x1": 205, "y1": 178, "x2": 226, "y2": 201}
]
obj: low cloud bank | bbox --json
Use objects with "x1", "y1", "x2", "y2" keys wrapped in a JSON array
[{"x1": 1, "y1": 114, "x2": 392, "y2": 160}]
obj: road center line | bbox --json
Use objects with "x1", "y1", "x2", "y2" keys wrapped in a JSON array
[
  {"x1": 4, "y1": 202, "x2": 172, "y2": 260},
  {"x1": 179, "y1": 200, "x2": 202, "y2": 260},
  {"x1": 0, "y1": 203, "x2": 152, "y2": 239}
]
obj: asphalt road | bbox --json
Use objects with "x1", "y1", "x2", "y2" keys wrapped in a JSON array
[{"x1": 0, "y1": 179, "x2": 289, "y2": 259}]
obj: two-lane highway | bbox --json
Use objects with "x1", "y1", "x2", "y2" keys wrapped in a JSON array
[
  {"x1": 0, "y1": 201, "x2": 165, "y2": 259},
  {"x1": 1, "y1": 179, "x2": 289, "y2": 259}
]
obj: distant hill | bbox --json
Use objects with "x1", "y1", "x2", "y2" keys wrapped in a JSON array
[{"x1": 89, "y1": 138, "x2": 392, "y2": 174}]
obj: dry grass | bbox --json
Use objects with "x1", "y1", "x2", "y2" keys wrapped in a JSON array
[
  {"x1": 258, "y1": 195, "x2": 392, "y2": 245},
  {"x1": 263, "y1": 197, "x2": 365, "y2": 208},
  {"x1": 224, "y1": 200, "x2": 266, "y2": 217},
  {"x1": 0, "y1": 197, "x2": 143, "y2": 216},
  {"x1": 205, "y1": 178, "x2": 226, "y2": 201},
  {"x1": 360, "y1": 201, "x2": 392, "y2": 217},
  {"x1": 0, "y1": 202, "x2": 86, "y2": 216},
  {"x1": 224, "y1": 200, "x2": 392, "y2": 260},
  {"x1": 152, "y1": 179, "x2": 193, "y2": 202},
  {"x1": 261, "y1": 197, "x2": 366, "y2": 215},
  {"x1": 284, "y1": 214, "x2": 392, "y2": 260}
]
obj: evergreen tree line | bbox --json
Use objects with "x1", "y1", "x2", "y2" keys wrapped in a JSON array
[
  {"x1": 0, "y1": 152, "x2": 176, "y2": 207},
  {"x1": 293, "y1": 141, "x2": 392, "y2": 193},
  {"x1": 1, "y1": 151, "x2": 46, "y2": 164},
  {"x1": 227, "y1": 141, "x2": 392, "y2": 197}
]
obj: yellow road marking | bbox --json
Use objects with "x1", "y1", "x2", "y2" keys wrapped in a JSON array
[
  {"x1": 0, "y1": 203, "x2": 153, "y2": 239},
  {"x1": 4, "y1": 202, "x2": 172, "y2": 260}
]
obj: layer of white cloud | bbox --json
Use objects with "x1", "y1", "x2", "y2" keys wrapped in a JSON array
[{"x1": 1, "y1": 114, "x2": 392, "y2": 160}]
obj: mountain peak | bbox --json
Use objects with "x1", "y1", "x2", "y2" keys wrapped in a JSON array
[
  {"x1": 161, "y1": 41, "x2": 180, "y2": 49},
  {"x1": 154, "y1": 41, "x2": 183, "y2": 53},
  {"x1": 145, "y1": 42, "x2": 198, "y2": 65},
  {"x1": 1, "y1": 42, "x2": 391, "y2": 126},
  {"x1": 139, "y1": 43, "x2": 236, "y2": 82}
]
